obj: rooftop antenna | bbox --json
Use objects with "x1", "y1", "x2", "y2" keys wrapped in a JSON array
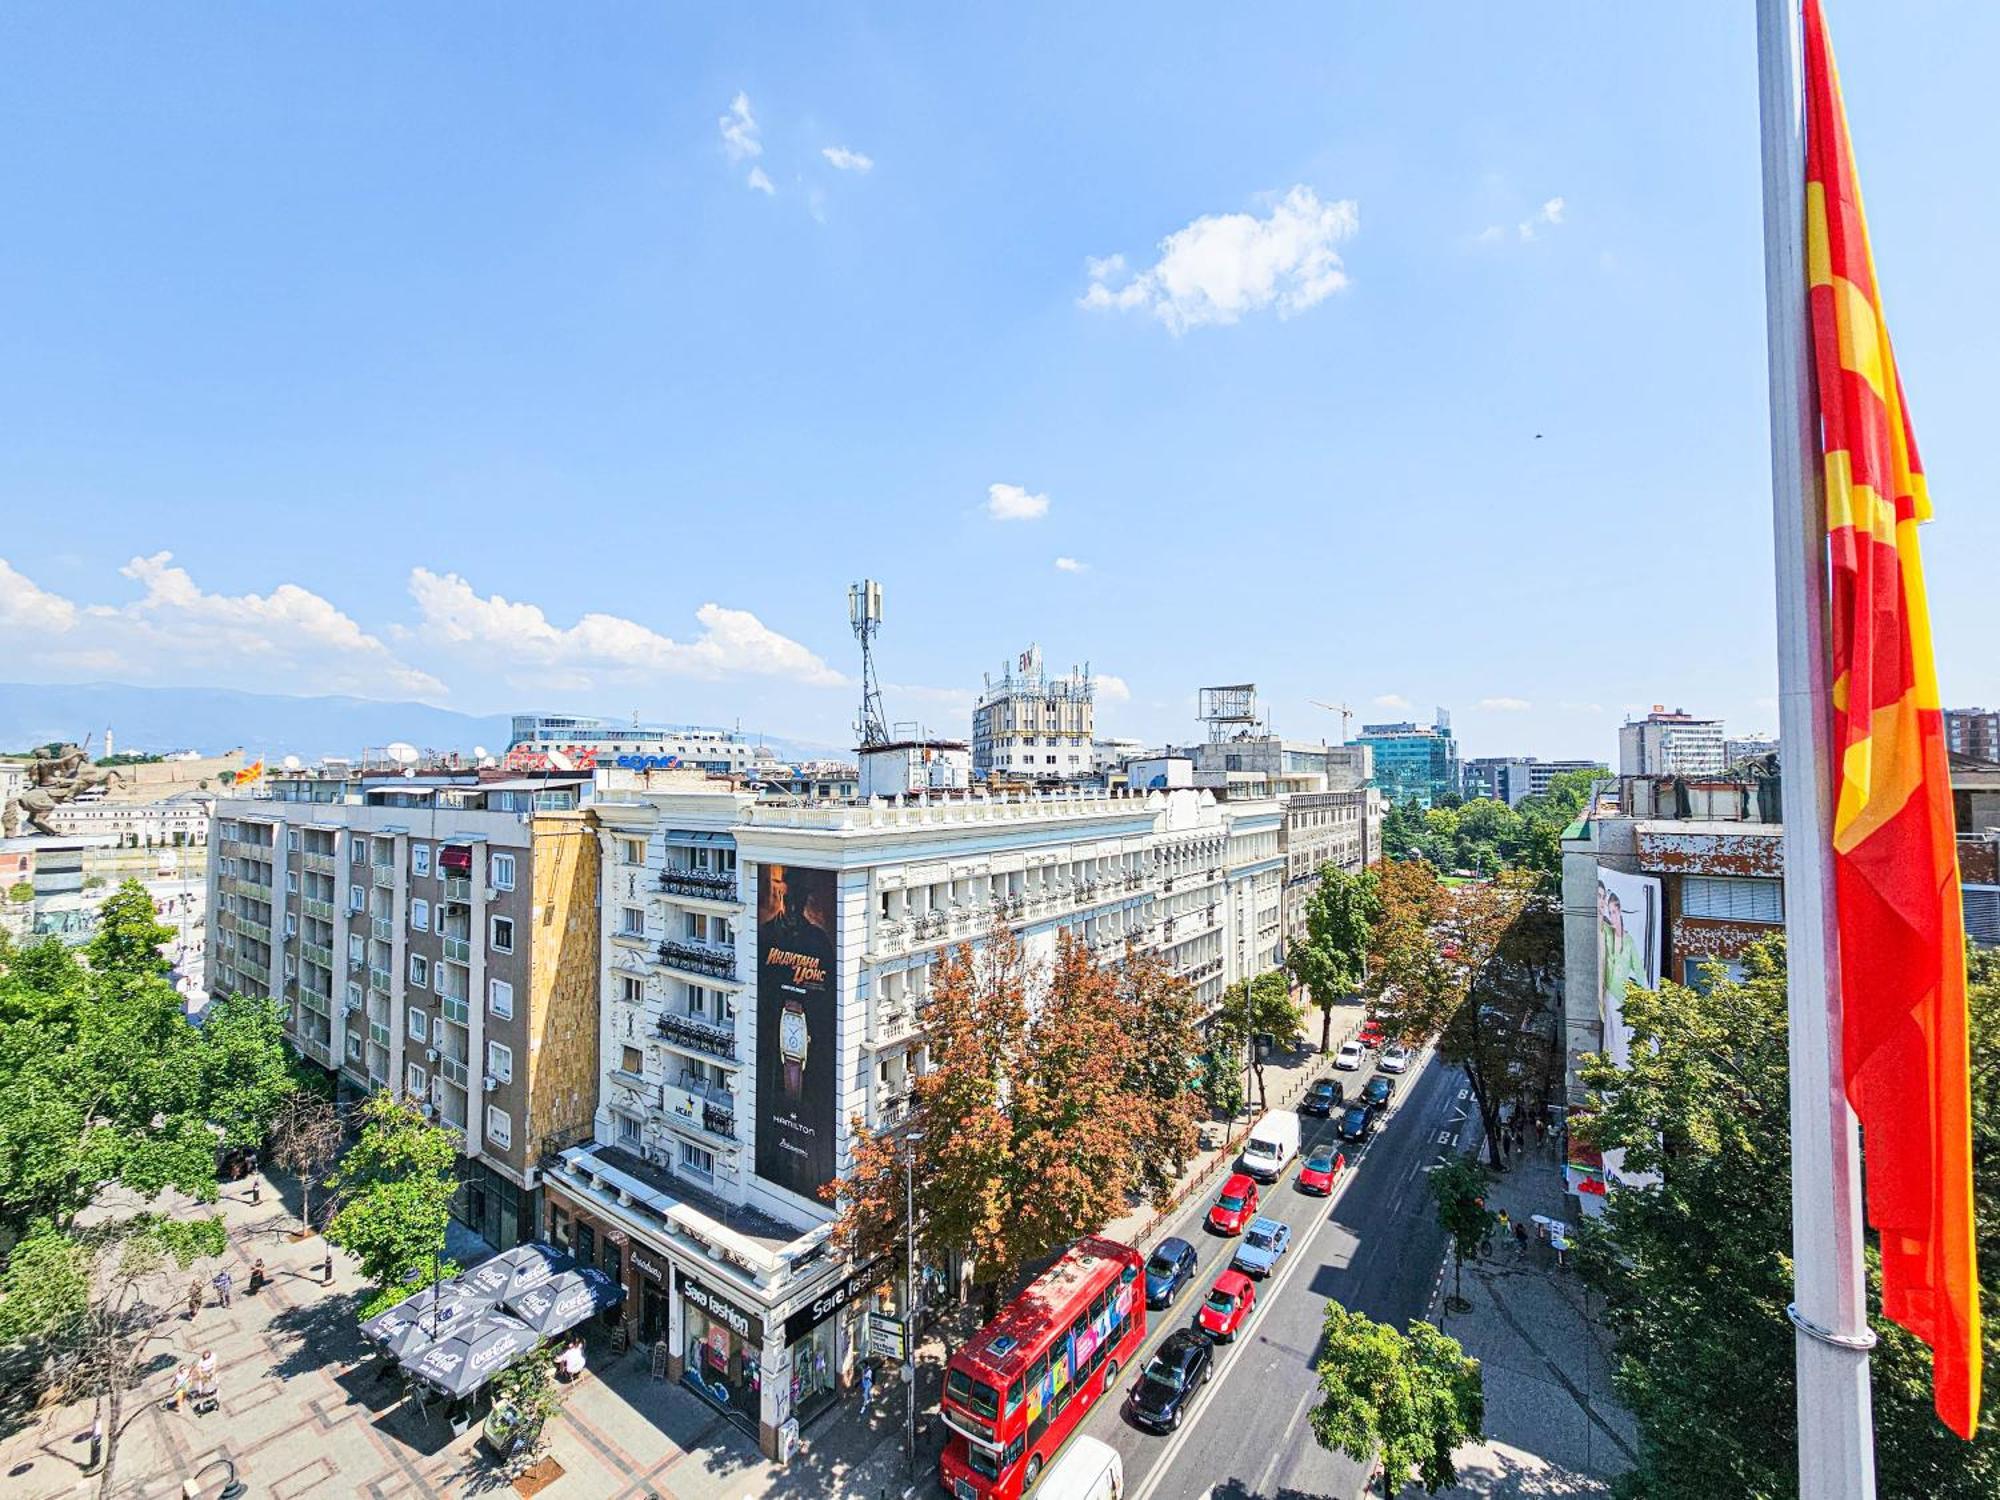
[{"x1": 848, "y1": 579, "x2": 889, "y2": 747}]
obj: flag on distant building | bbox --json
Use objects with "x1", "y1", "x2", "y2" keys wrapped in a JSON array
[
  {"x1": 233, "y1": 760, "x2": 264, "y2": 787},
  {"x1": 1803, "y1": 0, "x2": 1980, "y2": 1438}
]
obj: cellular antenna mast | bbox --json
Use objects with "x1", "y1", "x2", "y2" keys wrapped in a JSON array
[{"x1": 849, "y1": 579, "x2": 889, "y2": 747}]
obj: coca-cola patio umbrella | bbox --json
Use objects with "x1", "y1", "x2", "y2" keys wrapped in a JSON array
[
  {"x1": 359, "y1": 1282, "x2": 498, "y2": 1362},
  {"x1": 403, "y1": 1312, "x2": 542, "y2": 1399},
  {"x1": 457, "y1": 1241, "x2": 575, "y2": 1305},
  {"x1": 504, "y1": 1267, "x2": 624, "y2": 1339}
]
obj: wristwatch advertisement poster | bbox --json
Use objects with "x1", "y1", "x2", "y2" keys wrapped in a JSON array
[{"x1": 756, "y1": 863, "x2": 837, "y2": 1197}]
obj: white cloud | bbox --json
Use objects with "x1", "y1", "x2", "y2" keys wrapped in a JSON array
[
  {"x1": 1080, "y1": 186, "x2": 1358, "y2": 334},
  {"x1": 1483, "y1": 195, "x2": 1567, "y2": 246},
  {"x1": 1540, "y1": 196, "x2": 1565, "y2": 225},
  {"x1": 0, "y1": 553, "x2": 443, "y2": 700},
  {"x1": 822, "y1": 146, "x2": 873, "y2": 173},
  {"x1": 1092, "y1": 674, "x2": 1132, "y2": 704},
  {"x1": 719, "y1": 92, "x2": 762, "y2": 162},
  {"x1": 986, "y1": 483, "x2": 1050, "y2": 523},
  {"x1": 1372, "y1": 693, "x2": 1412, "y2": 711},
  {"x1": 407, "y1": 569, "x2": 847, "y2": 690},
  {"x1": 746, "y1": 166, "x2": 775, "y2": 196},
  {"x1": 1476, "y1": 225, "x2": 1507, "y2": 245},
  {"x1": 1477, "y1": 696, "x2": 1532, "y2": 712},
  {"x1": 1053, "y1": 557, "x2": 1088, "y2": 573}
]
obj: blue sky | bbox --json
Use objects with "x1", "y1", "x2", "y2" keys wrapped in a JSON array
[{"x1": 4, "y1": 3, "x2": 1996, "y2": 761}]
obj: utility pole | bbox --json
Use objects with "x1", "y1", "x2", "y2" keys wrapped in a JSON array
[{"x1": 904, "y1": 1130, "x2": 921, "y2": 1477}]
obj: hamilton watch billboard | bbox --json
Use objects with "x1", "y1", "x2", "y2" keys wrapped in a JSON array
[{"x1": 755, "y1": 863, "x2": 838, "y2": 1198}]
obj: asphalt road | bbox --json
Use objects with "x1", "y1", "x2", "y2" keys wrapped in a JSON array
[{"x1": 1070, "y1": 1043, "x2": 1473, "y2": 1500}]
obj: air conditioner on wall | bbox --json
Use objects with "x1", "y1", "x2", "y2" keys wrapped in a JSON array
[
  {"x1": 420, "y1": 1102, "x2": 434, "y2": 1119},
  {"x1": 483, "y1": 886, "x2": 498, "y2": 903},
  {"x1": 425, "y1": 1047, "x2": 439, "y2": 1062},
  {"x1": 482, "y1": 1075, "x2": 499, "y2": 1093}
]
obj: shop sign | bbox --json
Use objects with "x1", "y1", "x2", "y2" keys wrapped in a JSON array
[
  {"x1": 680, "y1": 1270, "x2": 764, "y2": 1346},
  {"x1": 663, "y1": 1084, "x2": 701, "y2": 1128},
  {"x1": 632, "y1": 1250, "x2": 666, "y2": 1283},
  {"x1": 867, "y1": 1312, "x2": 907, "y2": 1362},
  {"x1": 783, "y1": 1255, "x2": 890, "y2": 1343}
]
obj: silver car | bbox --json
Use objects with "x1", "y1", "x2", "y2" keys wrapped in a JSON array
[{"x1": 1379, "y1": 1043, "x2": 1413, "y2": 1074}]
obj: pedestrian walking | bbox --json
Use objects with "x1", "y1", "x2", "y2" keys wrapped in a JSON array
[
  {"x1": 187, "y1": 1277, "x2": 203, "y2": 1320},
  {"x1": 860, "y1": 1362, "x2": 875, "y2": 1408},
  {"x1": 1513, "y1": 1221, "x2": 1529, "y2": 1258},
  {"x1": 213, "y1": 1269, "x2": 233, "y2": 1308},
  {"x1": 1534, "y1": 1114, "x2": 1548, "y2": 1148},
  {"x1": 166, "y1": 1364, "x2": 191, "y2": 1411},
  {"x1": 248, "y1": 1258, "x2": 266, "y2": 1295},
  {"x1": 1496, "y1": 1208, "x2": 1510, "y2": 1236}
]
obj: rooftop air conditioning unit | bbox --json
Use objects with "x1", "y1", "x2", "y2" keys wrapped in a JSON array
[{"x1": 482, "y1": 1074, "x2": 500, "y2": 1093}]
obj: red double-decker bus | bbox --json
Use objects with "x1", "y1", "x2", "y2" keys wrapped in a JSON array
[{"x1": 938, "y1": 1235, "x2": 1145, "y2": 1498}]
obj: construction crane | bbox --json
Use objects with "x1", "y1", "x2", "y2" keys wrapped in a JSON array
[{"x1": 1309, "y1": 700, "x2": 1354, "y2": 742}]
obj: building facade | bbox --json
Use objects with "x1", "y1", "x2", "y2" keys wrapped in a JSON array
[
  {"x1": 971, "y1": 645, "x2": 1097, "y2": 779},
  {"x1": 1355, "y1": 712, "x2": 1458, "y2": 808},
  {"x1": 1946, "y1": 708, "x2": 2000, "y2": 764},
  {"x1": 544, "y1": 777, "x2": 1281, "y2": 1461},
  {"x1": 508, "y1": 713, "x2": 756, "y2": 777},
  {"x1": 207, "y1": 769, "x2": 601, "y2": 1251},
  {"x1": 1617, "y1": 708, "x2": 1726, "y2": 777},
  {"x1": 1460, "y1": 757, "x2": 1606, "y2": 807}
]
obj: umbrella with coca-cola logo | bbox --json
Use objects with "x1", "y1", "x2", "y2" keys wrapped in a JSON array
[
  {"x1": 504, "y1": 1267, "x2": 623, "y2": 1338},
  {"x1": 404, "y1": 1312, "x2": 541, "y2": 1398}
]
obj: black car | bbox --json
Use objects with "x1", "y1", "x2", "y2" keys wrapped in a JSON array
[
  {"x1": 1362, "y1": 1075, "x2": 1396, "y2": 1113},
  {"x1": 1338, "y1": 1103, "x2": 1376, "y2": 1143},
  {"x1": 1144, "y1": 1236, "x2": 1199, "y2": 1308},
  {"x1": 1301, "y1": 1078, "x2": 1344, "y2": 1117},
  {"x1": 1127, "y1": 1328, "x2": 1213, "y2": 1432}
]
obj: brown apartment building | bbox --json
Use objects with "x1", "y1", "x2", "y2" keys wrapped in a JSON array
[{"x1": 209, "y1": 767, "x2": 599, "y2": 1250}]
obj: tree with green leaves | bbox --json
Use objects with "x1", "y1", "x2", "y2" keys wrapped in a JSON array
[
  {"x1": 1211, "y1": 969, "x2": 1303, "y2": 1113},
  {"x1": 325, "y1": 1091, "x2": 461, "y2": 1307},
  {"x1": 1116, "y1": 945, "x2": 1206, "y2": 1206},
  {"x1": 1577, "y1": 940, "x2": 1999, "y2": 1497},
  {"x1": 1309, "y1": 1301, "x2": 1485, "y2": 1497},
  {"x1": 0, "y1": 1214, "x2": 228, "y2": 1500},
  {"x1": 195, "y1": 992, "x2": 303, "y2": 1152},
  {"x1": 1288, "y1": 865, "x2": 1380, "y2": 1053},
  {"x1": 1428, "y1": 1154, "x2": 1494, "y2": 1315},
  {"x1": 1197, "y1": 1045, "x2": 1245, "y2": 1121},
  {"x1": 487, "y1": 1340, "x2": 564, "y2": 1471}
]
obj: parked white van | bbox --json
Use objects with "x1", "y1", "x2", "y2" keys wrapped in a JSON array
[
  {"x1": 1037, "y1": 1434, "x2": 1124, "y2": 1500},
  {"x1": 1238, "y1": 1110, "x2": 1301, "y2": 1182}
]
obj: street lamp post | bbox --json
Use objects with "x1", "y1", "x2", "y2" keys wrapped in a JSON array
[{"x1": 904, "y1": 1129, "x2": 922, "y2": 1477}]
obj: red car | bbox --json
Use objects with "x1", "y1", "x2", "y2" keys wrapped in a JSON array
[
  {"x1": 1195, "y1": 1270, "x2": 1256, "y2": 1341},
  {"x1": 1357, "y1": 1017, "x2": 1386, "y2": 1049},
  {"x1": 1206, "y1": 1173, "x2": 1259, "y2": 1235},
  {"x1": 1296, "y1": 1144, "x2": 1346, "y2": 1195}
]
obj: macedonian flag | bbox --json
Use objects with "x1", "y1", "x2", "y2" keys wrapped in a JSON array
[{"x1": 1803, "y1": 0, "x2": 1980, "y2": 1437}]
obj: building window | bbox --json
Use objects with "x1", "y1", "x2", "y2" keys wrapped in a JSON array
[
  {"x1": 621, "y1": 838, "x2": 646, "y2": 866},
  {"x1": 285, "y1": 871, "x2": 299, "y2": 894},
  {"x1": 487, "y1": 1040, "x2": 512, "y2": 1082},
  {"x1": 621, "y1": 1045, "x2": 644, "y2": 1074},
  {"x1": 346, "y1": 1033, "x2": 363, "y2": 1062},
  {"x1": 615, "y1": 1113, "x2": 641, "y2": 1148},
  {"x1": 619, "y1": 975, "x2": 643, "y2": 1005},
  {"x1": 489, "y1": 978, "x2": 514, "y2": 1020},
  {"x1": 411, "y1": 898, "x2": 429, "y2": 932},
  {"x1": 1681, "y1": 875, "x2": 1783, "y2": 923},
  {"x1": 486, "y1": 1106, "x2": 512, "y2": 1149},
  {"x1": 348, "y1": 933, "x2": 366, "y2": 964},
  {"x1": 490, "y1": 853, "x2": 516, "y2": 891},
  {"x1": 413, "y1": 844, "x2": 431, "y2": 877},
  {"x1": 287, "y1": 829, "x2": 301, "y2": 851},
  {"x1": 491, "y1": 916, "x2": 515, "y2": 954},
  {"x1": 408, "y1": 954, "x2": 429, "y2": 989},
  {"x1": 349, "y1": 883, "x2": 365, "y2": 912},
  {"x1": 407, "y1": 1062, "x2": 428, "y2": 1096},
  {"x1": 620, "y1": 907, "x2": 644, "y2": 938},
  {"x1": 408, "y1": 1007, "x2": 427, "y2": 1043},
  {"x1": 352, "y1": 841, "x2": 366, "y2": 866},
  {"x1": 678, "y1": 1141, "x2": 714, "y2": 1178}
]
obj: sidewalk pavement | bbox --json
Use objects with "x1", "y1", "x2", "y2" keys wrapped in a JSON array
[{"x1": 1401, "y1": 1130, "x2": 1640, "y2": 1499}]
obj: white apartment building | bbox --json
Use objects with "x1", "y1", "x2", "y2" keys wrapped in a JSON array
[
  {"x1": 42, "y1": 791, "x2": 215, "y2": 847},
  {"x1": 971, "y1": 644, "x2": 1097, "y2": 779},
  {"x1": 543, "y1": 777, "x2": 1280, "y2": 1462},
  {"x1": 1617, "y1": 708, "x2": 1726, "y2": 778}
]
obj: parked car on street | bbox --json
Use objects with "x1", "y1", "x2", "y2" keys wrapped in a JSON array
[
  {"x1": 1231, "y1": 1216, "x2": 1292, "y2": 1278},
  {"x1": 1301, "y1": 1078, "x2": 1343, "y2": 1116},
  {"x1": 1334, "y1": 1040, "x2": 1365, "y2": 1071},
  {"x1": 1195, "y1": 1270, "x2": 1256, "y2": 1341},
  {"x1": 1297, "y1": 1143, "x2": 1345, "y2": 1194},
  {"x1": 1145, "y1": 1236, "x2": 1199, "y2": 1308},
  {"x1": 1379, "y1": 1043, "x2": 1413, "y2": 1074},
  {"x1": 1338, "y1": 1103, "x2": 1376, "y2": 1143},
  {"x1": 1206, "y1": 1174, "x2": 1259, "y2": 1235},
  {"x1": 1357, "y1": 1017, "x2": 1387, "y2": 1049},
  {"x1": 1127, "y1": 1328, "x2": 1212, "y2": 1432},
  {"x1": 1363, "y1": 1075, "x2": 1396, "y2": 1113},
  {"x1": 1238, "y1": 1111, "x2": 1299, "y2": 1182}
]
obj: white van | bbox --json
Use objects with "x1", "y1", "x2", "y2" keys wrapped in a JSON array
[
  {"x1": 1238, "y1": 1110, "x2": 1301, "y2": 1182},
  {"x1": 1036, "y1": 1434, "x2": 1124, "y2": 1500}
]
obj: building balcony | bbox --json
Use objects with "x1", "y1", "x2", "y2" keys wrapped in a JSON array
[
  {"x1": 442, "y1": 876, "x2": 473, "y2": 905},
  {"x1": 437, "y1": 1054, "x2": 469, "y2": 1089},
  {"x1": 236, "y1": 918, "x2": 271, "y2": 944},
  {"x1": 656, "y1": 939, "x2": 737, "y2": 983},
  {"x1": 440, "y1": 993, "x2": 470, "y2": 1026},
  {"x1": 661, "y1": 1079, "x2": 739, "y2": 1144},
  {"x1": 870, "y1": 1002, "x2": 918, "y2": 1049},
  {"x1": 301, "y1": 852, "x2": 336, "y2": 875},
  {"x1": 657, "y1": 868, "x2": 739, "y2": 903},
  {"x1": 371, "y1": 865, "x2": 396, "y2": 889},
  {"x1": 367, "y1": 966, "x2": 393, "y2": 995},
  {"x1": 371, "y1": 916, "x2": 394, "y2": 943},
  {"x1": 657, "y1": 1011, "x2": 738, "y2": 1061},
  {"x1": 441, "y1": 935, "x2": 471, "y2": 964},
  {"x1": 302, "y1": 897, "x2": 335, "y2": 922},
  {"x1": 300, "y1": 942, "x2": 334, "y2": 970}
]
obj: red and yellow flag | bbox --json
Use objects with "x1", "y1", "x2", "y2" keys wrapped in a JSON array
[
  {"x1": 233, "y1": 760, "x2": 264, "y2": 787},
  {"x1": 1803, "y1": 0, "x2": 1981, "y2": 1438}
]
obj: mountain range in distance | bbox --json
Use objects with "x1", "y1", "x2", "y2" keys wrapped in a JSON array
[{"x1": 0, "y1": 682, "x2": 846, "y2": 766}]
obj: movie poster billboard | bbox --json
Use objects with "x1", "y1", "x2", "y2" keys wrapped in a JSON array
[{"x1": 756, "y1": 864, "x2": 838, "y2": 1198}]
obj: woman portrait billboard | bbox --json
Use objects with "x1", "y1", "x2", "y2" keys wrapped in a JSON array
[{"x1": 1596, "y1": 867, "x2": 1661, "y2": 1069}]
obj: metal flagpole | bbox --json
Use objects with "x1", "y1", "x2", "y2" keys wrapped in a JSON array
[{"x1": 1755, "y1": 2, "x2": 1877, "y2": 1494}]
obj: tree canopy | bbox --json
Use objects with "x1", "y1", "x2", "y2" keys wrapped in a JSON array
[
  {"x1": 1577, "y1": 940, "x2": 2000, "y2": 1497},
  {"x1": 1309, "y1": 1301, "x2": 1485, "y2": 1497},
  {"x1": 1288, "y1": 865, "x2": 1380, "y2": 1052},
  {"x1": 1380, "y1": 769, "x2": 1601, "y2": 887},
  {"x1": 326, "y1": 1090, "x2": 461, "y2": 1305},
  {"x1": 1212, "y1": 968, "x2": 1304, "y2": 1112}
]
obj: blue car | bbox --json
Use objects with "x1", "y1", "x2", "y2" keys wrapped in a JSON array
[
  {"x1": 1145, "y1": 1236, "x2": 1199, "y2": 1308},
  {"x1": 1230, "y1": 1217, "x2": 1292, "y2": 1278}
]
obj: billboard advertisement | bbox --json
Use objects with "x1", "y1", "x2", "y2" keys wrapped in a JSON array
[
  {"x1": 1595, "y1": 867, "x2": 1661, "y2": 1069},
  {"x1": 756, "y1": 863, "x2": 838, "y2": 1198}
]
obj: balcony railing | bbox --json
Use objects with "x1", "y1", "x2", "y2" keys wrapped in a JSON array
[
  {"x1": 236, "y1": 918, "x2": 271, "y2": 944},
  {"x1": 440, "y1": 994, "x2": 470, "y2": 1026},
  {"x1": 371, "y1": 916, "x2": 394, "y2": 943},
  {"x1": 300, "y1": 942, "x2": 334, "y2": 970},
  {"x1": 301, "y1": 852, "x2": 336, "y2": 875},
  {"x1": 302, "y1": 897, "x2": 335, "y2": 921},
  {"x1": 658, "y1": 1011, "x2": 738, "y2": 1061},
  {"x1": 367, "y1": 966, "x2": 393, "y2": 994},
  {"x1": 657, "y1": 940, "x2": 737, "y2": 982},
  {"x1": 658, "y1": 868, "x2": 739, "y2": 902},
  {"x1": 441, "y1": 936, "x2": 471, "y2": 964},
  {"x1": 442, "y1": 876, "x2": 472, "y2": 904},
  {"x1": 437, "y1": 1055, "x2": 469, "y2": 1088},
  {"x1": 371, "y1": 865, "x2": 396, "y2": 889},
  {"x1": 664, "y1": 1078, "x2": 739, "y2": 1141}
]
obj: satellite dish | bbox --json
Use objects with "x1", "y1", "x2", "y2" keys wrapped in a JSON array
[
  {"x1": 281, "y1": 755, "x2": 303, "y2": 771},
  {"x1": 386, "y1": 742, "x2": 420, "y2": 766},
  {"x1": 547, "y1": 750, "x2": 575, "y2": 772},
  {"x1": 472, "y1": 745, "x2": 490, "y2": 760}
]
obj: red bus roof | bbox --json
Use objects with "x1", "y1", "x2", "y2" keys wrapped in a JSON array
[{"x1": 955, "y1": 1235, "x2": 1140, "y2": 1385}]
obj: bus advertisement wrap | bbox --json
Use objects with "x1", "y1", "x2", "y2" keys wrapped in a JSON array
[{"x1": 756, "y1": 863, "x2": 838, "y2": 1198}]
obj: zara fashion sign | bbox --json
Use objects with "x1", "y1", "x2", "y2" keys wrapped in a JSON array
[{"x1": 680, "y1": 1272, "x2": 763, "y2": 1345}]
